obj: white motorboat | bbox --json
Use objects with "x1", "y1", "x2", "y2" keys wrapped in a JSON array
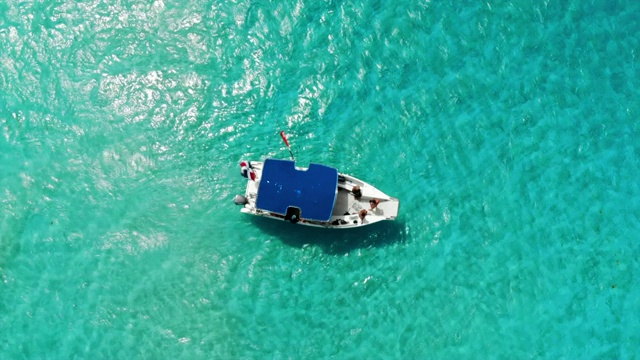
[{"x1": 233, "y1": 158, "x2": 400, "y2": 229}]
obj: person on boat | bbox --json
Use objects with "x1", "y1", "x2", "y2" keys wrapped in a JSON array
[
  {"x1": 358, "y1": 209, "x2": 367, "y2": 223},
  {"x1": 352, "y1": 186, "x2": 362, "y2": 200},
  {"x1": 369, "y1": 198, "x2": 380, "y2": 210}
]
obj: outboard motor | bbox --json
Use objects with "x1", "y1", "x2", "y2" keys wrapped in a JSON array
[{"x1": 234, "y1": 195, "x2": 248, "y2": 205}]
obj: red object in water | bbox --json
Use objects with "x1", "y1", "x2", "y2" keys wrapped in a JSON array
[{"x1": 280, "y1": 131, "x2": 290, "y2": 147}]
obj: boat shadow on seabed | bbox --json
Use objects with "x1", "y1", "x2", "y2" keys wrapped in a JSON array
[{"x1": 249, "y1": 216, "x2": 408, "y2": 254}]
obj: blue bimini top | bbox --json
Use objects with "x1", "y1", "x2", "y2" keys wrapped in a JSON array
[{"x1": 256, "y1": 159, "x2": 338, "y2": 222}]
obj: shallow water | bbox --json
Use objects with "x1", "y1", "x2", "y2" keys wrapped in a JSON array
[{"x1": 1, "y1": 0, "x2": 639, "y2": 358}]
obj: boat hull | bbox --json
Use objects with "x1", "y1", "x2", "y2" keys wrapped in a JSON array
[{"x1": 235, "y1": 160, "x2": 399, "y2": 229}]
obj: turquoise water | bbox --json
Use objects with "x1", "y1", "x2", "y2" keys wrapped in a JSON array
[{"x1": 1, "y1": 0, "x2": 639, "y2": 358}]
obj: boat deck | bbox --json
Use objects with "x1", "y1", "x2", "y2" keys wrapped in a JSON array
[
  {"x1": 332, "y1": 187, "x2": 354, "y2": 216},
  {"x1": 332, "y1": 186, "x2": 398, "y2": 219}
]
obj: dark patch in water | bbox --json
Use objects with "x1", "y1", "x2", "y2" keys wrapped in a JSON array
[{"x1": 249, "y1": 216, "x2": 407, "y2": 254}]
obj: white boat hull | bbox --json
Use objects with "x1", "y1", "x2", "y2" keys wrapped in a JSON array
[{"x1": 235, "y1": 161, "x2": 400, "y2": 229}]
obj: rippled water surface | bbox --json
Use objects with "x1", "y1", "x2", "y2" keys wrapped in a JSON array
[{"x1": 1, "y1": 0, "x2": 639, "y2": 358}]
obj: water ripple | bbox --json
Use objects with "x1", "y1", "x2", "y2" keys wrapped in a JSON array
[{"x1": 1, "y1": 0, "x2": 640, "y2": 358}]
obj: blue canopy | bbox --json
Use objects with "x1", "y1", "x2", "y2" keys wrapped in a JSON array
[{"x1": 256, "y1": 159, "x2": 338, "y2": 221}]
